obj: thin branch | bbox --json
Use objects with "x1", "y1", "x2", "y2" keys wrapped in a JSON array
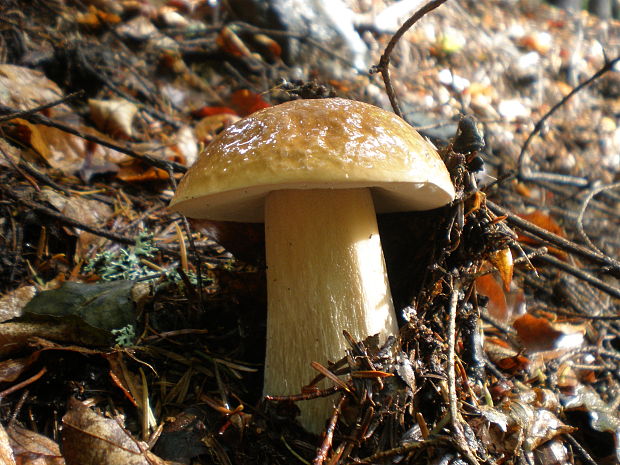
[
  {"x1": 487, "y1": 200, "x2": 620, "y2": 275},
  {"x1": 575, "y1": 181, "x2": 620, "y2": 256},
  {"x1": 521, "y1": 244, "x2": 620, "y2": 299},
  {"x1": 312, "y1": 396, "x2": 345, "y2": 465},
  {"x1": 446, "y1": 285, "x2": 480, "y2": 465},
  {"x1": 517, "y1": 55, "x2": 620, "y2": 175},
  {"x1": 4, "y1": 189, "x2": 136, "y2": 246},
  {"x1": 0, "y1": 91, "x2": 84, "y2": 123},
  {"x1": 371, "y1": 0, "x2": 449, "y2": 118},
  {"x1": 0, "y1": 103, "x2": 187, "y2": 174}
]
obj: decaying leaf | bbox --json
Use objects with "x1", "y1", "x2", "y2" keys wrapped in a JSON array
[
  {"x1": 475, "y1": 391, "x2": 574, "y2": 456},
  {"x1": 7, "y1": 424, "x2": 64, "y2": 464},
  {"x1": 563, "y1": 384, "x2": 620, "y2": 462},
  {"x1": 89, "y1": 99, "x2": 139, "y2": 138},
  {"x1": 517, "y1": 211, "x2": 568, "y2": 259},
  {"x1": 22, "y1": 280, "x2": 138, "y2": 346},
  {"x1": 0, "y1": 65, "x2": 66, "y2": 114},
  {"x1": 513, "y1": 313, "x2": 585, "y2": 352},
  {"x1": 38, "y1": 188, "x2": 113, "y2": 258},
  {"x1": 0, "y1": 423, "x2": 16, "y2": 465},
  {"x1": 0, "y1": 286, "x2": 36, "y2": 323},
  {"x1": 61, "y1": 399, "x2": 166, "y2": 465}
]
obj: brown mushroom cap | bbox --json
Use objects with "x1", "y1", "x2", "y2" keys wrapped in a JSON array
[{"x1": 170, "y1": 98, "x2": 455, "y2": 221}]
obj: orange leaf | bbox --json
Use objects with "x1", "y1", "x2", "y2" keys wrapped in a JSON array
[
  {"x1": 191, "y1": 106, "x2": 238, "y2": 118},
  {"x1": 217, "y1": 26, "x2": 252, "y2": 58},
  {"x1": 230, "y1": 89, "x2": 271, "y2": 116},
  {"x1": 513, "y1": 314, "x2": 561, "y2": 351},
  {"x1": 253, "y1": 34, "x2": 282, "y2": 59},
  {"x1": 116, "y1": 160, "x2": 169, "y2": 182},
  {"x1": 517, "y1": 210, "x2": 568, "y2": 260},
  {"x1": 476, "y1": 273, "x2": 508, "y2": 322},
  {"x1": 488, "y1": 247, "x2": 513, "y2": 292}
]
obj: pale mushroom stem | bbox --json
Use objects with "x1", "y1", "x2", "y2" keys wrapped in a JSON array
[{"x1": 264, "y1": 188, "x2": 398, "y2": 433}]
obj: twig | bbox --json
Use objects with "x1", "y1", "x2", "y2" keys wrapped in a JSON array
[
  {"x1": 517, "y1": 55, "x2": 620, "y2": 175},
  {"x1": 313, "y1": 396, "x2": 345, "y2": 465},
  {"x1": 4, "y1": 189, "x2": 136, "y2": 245},
  {"x1": 371, "y1": 0, "x2": 449, "y2": 118},
  {"x1": 575, "y1": 181, "x2": 620, "y2": 256},
  {"x1": 353, "y1": 438, "x2": 448, "y2": 464},
  {"x1": 446, "y1": 285, "x2": 480, "y2": 465},
  {"x1": 487, "y1": 201, "x2": 620, "y2": 275},
  {"x1": 0, "y1": 367, "x2": 47, "y2": 398},
  {"x1": 565, "y1": 434, "x2": 598, "y2": 465},
  {"x1": 0, "y1": 91, "x2": 84, "y2": 123},
  {"x1": 521, "y1": 244, "x2": 620, "y2": 299},
  {"x1": 0, "y1": 103, "x2": 187, "y2": 174}
]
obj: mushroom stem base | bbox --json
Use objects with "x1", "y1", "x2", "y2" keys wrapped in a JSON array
[{"x1": 264, "y1": 188, "x2": 397, "y2": 433}]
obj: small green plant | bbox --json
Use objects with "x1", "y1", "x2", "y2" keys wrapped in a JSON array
[
  {"x1": 84, "y1": 232, "x2": 213, "y2": 289},
  {"x1": 84, "y1": 232, "x2": 159, "y2": 281},
  {"x1": 112, "y1": 324, "x2": 136, "y2": 347}
]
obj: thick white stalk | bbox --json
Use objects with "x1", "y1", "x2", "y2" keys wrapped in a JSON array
[{"x1": 263, "y1": 188, "x2": 398, "y2": 433}]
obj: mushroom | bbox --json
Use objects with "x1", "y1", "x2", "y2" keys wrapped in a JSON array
[{"x1": 169, "y1": 98, "x2": 455, "y2": 433}]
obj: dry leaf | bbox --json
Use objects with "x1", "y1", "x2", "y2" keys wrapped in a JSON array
[
  {"x1": 517, "y1": 210, "x2": 568, "y2": 259},
  {"x1": 38, "y1": 188, "x2": 113, "y2": 259},
  {"x1": 0, "y1": 65, "x2": 65, "y2": 115},
  {"x1": 0, "y1": 423, "x2": 16, "y2": 465},
  {"x1": 476, "y1": 273, "x2": 508, "y2": 321},
  {"x1": 229, "y1": 89, "x2": 271, "y2": 116},
  {"x1": 194, "y1": 114, "x2": 240, "y2": 145},
  {"x1": 61, "y1": 399, "x2": 166, "y2": 465},
  {"x1": 488, "y1": 247, "x2": 513, "y2": 292},
  {"x1": 89, "y1": 99, "x2": 138, "y2": 138},
  {"x1": 513, "y1": 313, "x2": 585, "y2": 352},
  {"x1": 0, "y1": 286, "x2": 36, "y2": 323},
  {"x1": 7, "y1": 424, "x2": 64, "y2": 464},
  {"x1": 216, "y1": 26, "x2": 253, "y2": 58}
]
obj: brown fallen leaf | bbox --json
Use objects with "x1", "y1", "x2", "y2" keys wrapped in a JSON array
[
  {"x1": 61, "y1": 398, "x2": 168, "y2": 465},
  {"x1": 0, "y1": 423, "x2": 16, "y2": 465},
  {"x1": 89, "y1": 99, "x2": 139, "y2": 138},
  {"x1": 7, "y1": 424, "x2": 64, "y2": 464}
]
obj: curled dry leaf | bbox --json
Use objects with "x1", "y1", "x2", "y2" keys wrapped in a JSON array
[
  {"x1": 61, "y1": 398, "x2": 167, "y2": 465},
  {"x1": 488, "y1": 247, "x2": 513, "y2": 292},
  {"x1": 89, "y1": 99, "x2": 139, "y2": 138},
  {"x1": 7, "y1": 424, "x2": 64, "y2": 464}
]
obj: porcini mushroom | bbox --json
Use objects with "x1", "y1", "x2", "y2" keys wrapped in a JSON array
[{"x1": 169, "y1": 98, "x2": 455, "y2": 433}]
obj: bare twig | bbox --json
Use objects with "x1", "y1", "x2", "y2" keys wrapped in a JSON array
[
  {"x1": 0, "y1": 103, "x2": 187, "y2": 174},
  {"x1": 0, "y1": 91, "x2": 84, "y2": 123},
  {"x1": 353, "y1": 438, "x2": 449, "y2": 464},
  {"x1": 371, "y1": 0, "x2": 449, "y2": 118},
  {"x1": 575, "y1": 181, "x2": 620, "y2": 256},
  {"x1": 446, "y1": 285, "x2": 480, "y2": 465},
  {"x1": 521, "y1": 244, "x2": 620, "y2": 299},
  {"x1": 313, "y1": 396, "x2": 345, "y2": 465},
  {"x1": 487, "y1": 201, "x2": 620, "y2": 275},
  {"x1": 517, "y1": 55, "x2": 620, "y2": 175},
  {"x1": 4, "y1": 189, "x2": 136, "y2": 245}
]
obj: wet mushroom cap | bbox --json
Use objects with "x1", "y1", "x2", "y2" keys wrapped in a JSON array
[{"x1": 169, "y1": 98, "x2": 455, "y2": 221}]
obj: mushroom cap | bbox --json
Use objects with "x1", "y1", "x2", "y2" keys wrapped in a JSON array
[{"x1": 170, "y1": 98, "x2": 455, "y2": 222}]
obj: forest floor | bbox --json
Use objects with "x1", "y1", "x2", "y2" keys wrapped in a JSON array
[{"x1": 0, "y1": 0, "x2": 619, "y2": 464}]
